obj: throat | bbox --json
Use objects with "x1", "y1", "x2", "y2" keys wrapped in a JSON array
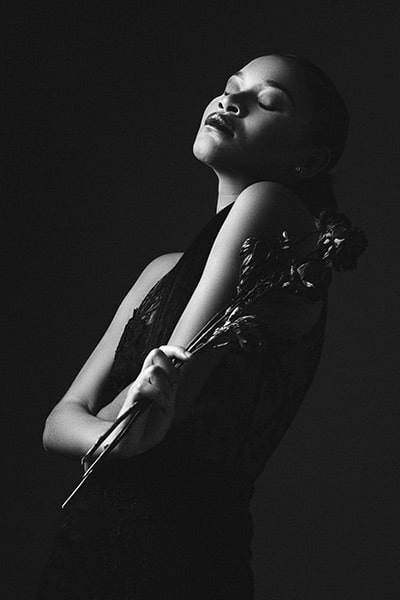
[
  {"x1": 215, "y1": 173, "x2": 254, "y2": 213},
  {"x1": 216, "y1": 192, "x2": 238, "y2": 213}
]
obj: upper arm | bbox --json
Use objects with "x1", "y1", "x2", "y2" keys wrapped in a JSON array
[
  {"x1": 53, "y1": 252, "x2": 182, "y2": 414},
  {"x1": 169, "y1": 182, "x2": 317, "y2": 348}
]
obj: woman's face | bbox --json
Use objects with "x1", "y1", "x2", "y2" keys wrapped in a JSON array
[{"x1": 193, "y1": 55, "x2": 315, "y2": 183}]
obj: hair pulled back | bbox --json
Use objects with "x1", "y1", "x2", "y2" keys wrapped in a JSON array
[{"x1": 274, "y1": 53, "x2": 349, "y2": 216}]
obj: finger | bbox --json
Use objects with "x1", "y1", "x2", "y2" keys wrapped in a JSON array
[
  {"x1": 128, "y1": 362, "x2": 175, "y2": 415},
  {"x1": 142, "y1": 346, "x2": 191, "y2": 371},
  {"x1": 159, "y1": 345, "x2": 192, "y2": 364},
  {"x1": 141, "y1": 348, "x2": 187, "y2": 385},
  {"x1": 146, "y1": 364, "x2": 172, "y2": 389},
  {"x1": 144, "y1": 354, "x2": 177, "y2": 389},
  {"x1": 143, "y1": 365, "x2": 174, "y2": 411},
  {"x1": 123, "y1": 374, "x2": 172, "y2": 428},
  {"x1": 155, "y1": 345, "x2": 192, "y2": 376},
  {"x1": 141, "y1": 348, "x2": 167, "y2": 372}
]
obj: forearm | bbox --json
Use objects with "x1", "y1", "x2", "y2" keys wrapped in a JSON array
[
  {"x1": 95, "y1": 386, "x2": 128, "y2": 421},
  {"x1": 42, "y1": 399, "x2": 116, "y2": 460}
]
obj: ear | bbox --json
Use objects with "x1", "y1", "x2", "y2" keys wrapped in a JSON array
[{"x1": 296, "y1": 145, "x2": 331, "y2": 178}]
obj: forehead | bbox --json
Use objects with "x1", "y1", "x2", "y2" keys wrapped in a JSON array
[{"x1": 239, "y1": 55, "x2": 311, "y2": 118}]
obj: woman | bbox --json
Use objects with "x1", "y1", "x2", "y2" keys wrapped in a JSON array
[{"x1": 37, "y1": 54, "x2": 366, "y2": 599}]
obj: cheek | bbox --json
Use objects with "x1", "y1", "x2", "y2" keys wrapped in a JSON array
[{"x1": 250, "y1": 118, "x2": 305, "y2": 154}]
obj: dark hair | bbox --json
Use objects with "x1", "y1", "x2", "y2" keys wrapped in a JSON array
[{"x1": 274, "y1": 53, "x2": 349, "y2": 216}]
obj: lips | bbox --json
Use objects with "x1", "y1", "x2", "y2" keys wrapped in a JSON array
[{"x1": 204, "y1": 112, "x2": 234, "y2": 136}]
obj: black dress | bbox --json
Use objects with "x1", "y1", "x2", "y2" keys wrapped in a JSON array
[{"x1": 36, "y1": 204, "x2": 329, "y2": 599}]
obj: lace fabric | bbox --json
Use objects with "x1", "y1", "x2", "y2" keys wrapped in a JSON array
[
  {"x1": 37, "y1": 203, "x2": 353, "y2": 599},
  {"x1": 37, "y1": 205, "x2": 258, "y2": 600},
  {"x1": 110, "y1": 204, "x2": 328, "y2": 482}
]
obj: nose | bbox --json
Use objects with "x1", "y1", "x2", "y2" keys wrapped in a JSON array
[{"x1": 218, "y1": 93, "x2": 245, "y2": 116}]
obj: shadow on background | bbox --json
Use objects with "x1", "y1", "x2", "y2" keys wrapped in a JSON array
[{"x1": 4, "y1": 2, "x2": 399, "y2": 598}]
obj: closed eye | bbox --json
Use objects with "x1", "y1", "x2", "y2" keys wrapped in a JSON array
[
  {"x1": 223, "y1": 91, "x2": 279, "y2": 110},
  {"x1": 258, "y1": 101, "x2": 279, "y2": 111},
  {"x1": 258, "y1": 89, "x2": 287, "y2": 112}
]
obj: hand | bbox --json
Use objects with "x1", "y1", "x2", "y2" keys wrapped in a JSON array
[{"x1": 110, "y1": 345, "x2": 191, "y2": 458}]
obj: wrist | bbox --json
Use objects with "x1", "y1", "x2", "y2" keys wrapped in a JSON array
[{"x1": 80, "y1": 418, "x2": 123, "y2": 471}]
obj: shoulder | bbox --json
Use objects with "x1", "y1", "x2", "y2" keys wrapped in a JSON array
[
  {"x1": 227, "y1": 181, "x2": 314, "y2": 237},
  {"x1": 132, "y1": 251, "x2": 183, "y2": 294},
  {"x1": 234, "y1": 183, "x2": 323, "y2": 335},
  {"x1": 119, "y1": 252, "x2": 183, "y2": 316},
  {"x1": 217, "y1": 183, "x2": 323, "y2": 335},
  {"x1": 214, "y1": 181, "x2": 316, "y2": 259},
  {"x1": 143, "y1": 252, "x2": 183, "y2": 281},
  {"x1": 235, "y1": 180, "x2": 304, "y2": 212}
]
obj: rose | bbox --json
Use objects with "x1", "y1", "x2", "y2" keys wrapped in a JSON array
[
  {"x1": 316, "y1": 210, "x2": 352, "y2": 234},
  {"x1": 330, "y1": 227, "x2": 368, "y2": 271},
  {"x1": 296, "y1": 259, "x2": 332, "y2": 300},
  {"x1": 316, "y1": 210, "x2": 368, "y2": 271}
]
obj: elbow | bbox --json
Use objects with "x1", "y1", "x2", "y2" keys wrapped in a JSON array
[
  {"x1": 42, "y1": 414, "x2": 54, "y2": 453},
  {"x1": 42, "y1": 434, "x2": 50, "y2": 453},
  {"x1": 42, "y1": 404, "x2": 62, "y2": 453}
]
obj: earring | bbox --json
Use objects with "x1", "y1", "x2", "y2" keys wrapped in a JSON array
[{"x1": 295, "y1": 165, "x2": 303, "y2": 174}]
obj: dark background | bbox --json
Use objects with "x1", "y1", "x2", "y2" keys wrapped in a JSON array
[{"x1": 4, "y1": 1, "x2": 399, "y2": 598}]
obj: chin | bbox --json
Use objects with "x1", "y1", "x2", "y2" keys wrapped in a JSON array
[
  {"x1": 193, "y1": 137, "x2": 218, "y2": 166},
  {"x1": 193, "y1": 132, "x2": 233, "y2": 168}
]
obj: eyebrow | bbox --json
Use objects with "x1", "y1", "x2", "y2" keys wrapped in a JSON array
[{"x1": 230, "y1": 71, "x2": 295, "y2": 108}]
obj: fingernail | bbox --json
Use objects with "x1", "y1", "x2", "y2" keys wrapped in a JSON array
[{"x1": 184, "y1": 350, "x2": 192, "y2": 357}]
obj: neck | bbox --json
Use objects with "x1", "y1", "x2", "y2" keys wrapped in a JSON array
[{"x1": 215, "y1": 173, "x2": 252, "y2": 213}]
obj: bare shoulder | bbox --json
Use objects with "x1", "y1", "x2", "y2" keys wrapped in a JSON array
[
  {"x1": 228, "y1": 182, "x2": 323, "y2": 335},
  {"x1": 214, "y1": 181, "x2": 316, "y2": 263},
  {"x1": 231, "y1": 181, "x2": 315, "y2": 236},
  {"x1": 124, "y1": 252, "x2": 183, "y2": 307},
  {"x1": 237, "y1": 180, "x2": 303, "y2": 205},
  {"x1": 143, "y1": 252, "x2": 183, "y2": 282}
]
